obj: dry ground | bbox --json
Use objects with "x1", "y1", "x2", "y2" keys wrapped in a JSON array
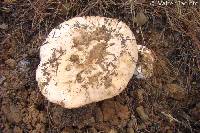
[{"x1": 0, "y1": 0, "x2": 200, "y2": 133}]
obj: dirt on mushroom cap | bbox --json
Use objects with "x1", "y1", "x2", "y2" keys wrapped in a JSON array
[{"x1": 36, "y1": 16, "x2": 138, "y2": 108}]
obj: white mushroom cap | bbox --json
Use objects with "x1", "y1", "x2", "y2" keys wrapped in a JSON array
[{"x1": 36, "y1": 16, "x2": 138, "y2": 108}]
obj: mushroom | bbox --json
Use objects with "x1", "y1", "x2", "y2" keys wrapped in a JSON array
[
  {"x1": 134, "y1": 45, "x2": 155, "y2": 79},
  {"x1": 36, "y1": 16, "x2": 154, "y2": 108}
]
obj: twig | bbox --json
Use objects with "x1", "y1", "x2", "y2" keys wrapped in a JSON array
[{"x1": 161, "y1": 111, "x2": 181, "y2": 123}]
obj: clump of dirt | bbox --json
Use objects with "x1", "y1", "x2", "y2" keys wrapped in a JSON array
[{"x1": 0, "y1": 0, "x2": 200, "y2": 133}]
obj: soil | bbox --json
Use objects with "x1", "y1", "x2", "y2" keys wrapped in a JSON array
[{"x1": 0, "y1": 0, "x2": 200, "y2": 133}]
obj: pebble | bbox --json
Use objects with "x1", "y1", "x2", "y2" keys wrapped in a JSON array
[
  {"x1": 101, "y1": 100, "x2": 116, "y2": 122},
  {"x1": 136, "y1": 106, "x2": 149, "y2": 122},
  {"x1": 0, "y1": 75, "x2": 6, "y2": 85},
  {"x1": 17, "y1": 59, "x2": 30, "y2": 72},
  {"x1": 5, "y1": 58, "x2": 16, "y2": 69},
  {"x1": 116, "y1": 102, "x2": 130, "y2": 120},
  {"x1": 101, "y1": 100, "x2": 130, "y2": 125},
  {"x1": 0, "y1": 23, "x2": 8, "y2": 30},
  {"x1": 135, "y1": 45, "x2": 155, "y2": 79},
  {"x1": 134, "y1": 11, "x2": 148, "y2": 26}
]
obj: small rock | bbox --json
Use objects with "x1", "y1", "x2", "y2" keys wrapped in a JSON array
[
  {"x1": 101, "y1": 100, "x2": 120, "y2": 125},
  {"x1": 127, "y1": 127, "x2": 135, "y2": 133},
  {"x1": 136, "y1": 106, "x2": 149, "y2": 121},
  {"x1": 5, "y1": 58, "x2": 16, "y2": 69},
  {"x1": 101, "y1": 100, "x2": 131, "y2": 126},
  {"x1": 13, "y1": 126, "x2": 23, "y2": 133},
  {"x1": 164, "y1": 84, "x2": 186, "y2": 100},
  {"x1": 101, "y1": 100, "x2": 116, "y2": 121},
  {"x1": 134, "y1": 11, "x2": 148, "y2": 26},
  {"x1": 0, "y1": 23, "x2": 8, "y2": 30},
  {"x1": 17, "y1": 59, "x2": 30, "y2": 72},
  {"x1": 0, "y1": 75, "x2": 6, "y2": 85},
  {"x1": 116, "y1": 102, "x2": 130, "y2": 120},
  {"x1": 135, "y1": 45, "x2": 154, "y2": 79}
]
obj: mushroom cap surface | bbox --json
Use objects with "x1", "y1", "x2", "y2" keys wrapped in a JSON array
[{"x1": 36, "y1": 16, "x2": 138, "y2": 108}]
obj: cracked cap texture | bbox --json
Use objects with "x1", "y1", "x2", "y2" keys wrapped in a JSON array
[{"x1": 36, "y1": 16, "x2": 138, "y2": 108}]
